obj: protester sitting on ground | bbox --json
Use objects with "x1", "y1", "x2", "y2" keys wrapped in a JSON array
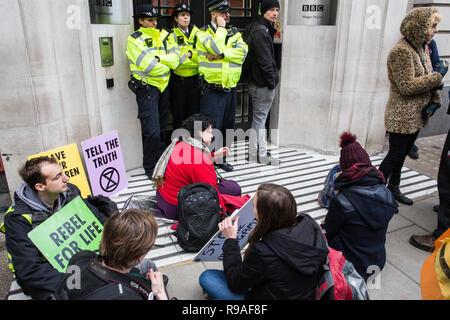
[
  {"x1": 199, "y1": 183, "x2": 329, "y2": 300},
  {"x1": 323, "y1": 133, "x2": 398, "y2": 281},
  {"x1": 0, "y1": 156, "x2": 109, "y2": 300},
  {"x1": 56, "y1": 208, "x2": 168, "y2": 300},
  {"x1": 153, "y1": 113, "x2": 242, "y2": 220}
]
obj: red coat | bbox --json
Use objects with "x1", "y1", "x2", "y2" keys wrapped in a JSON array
[{"x1": 157, "y1": 142, "x2": 227, "y2": 211}]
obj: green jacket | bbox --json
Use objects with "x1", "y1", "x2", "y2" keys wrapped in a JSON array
[
  {"x1": 196, "y1": 25, "x2": 248, "y2": 88},
  {"x1": 126, "y1": 27, "x2": 181, "y2": 92},
  {"x1": 168, "y1": 25, "x2": 200, "y2": 77}
]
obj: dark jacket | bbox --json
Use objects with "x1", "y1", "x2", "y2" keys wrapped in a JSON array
[
  {"x1": 56, "y1": 251, "x2": 149, "y2": 300},
  {"x1": 242, "y1": 16, "x2": 279, "y2": 89},
  {"x1": 324, "y1": 176, "x2": 397, "y2": 280},
  {"x1": 3, "y1": 183, "x2": 107, "y2": 300},
  {"x1": 223, "y1": 214, "x2": 328, "y2": 300},
  {"x1": 428, "y1": 39, "x2": 440, "y2": 72}
]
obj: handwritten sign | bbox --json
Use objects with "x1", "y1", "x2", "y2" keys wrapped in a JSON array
[
  {"x1": 29, "y1": 144, "x2": 91, "y2": 198},
  {"x1": 81, "y1": 130, "x2": 128, "y2": 197},
  {"x1": 28, "y1": 197, "x2": 103, "y2": 272},
  {"x1": 193, "y1": 196, "x2": 257, "y2": 262}
]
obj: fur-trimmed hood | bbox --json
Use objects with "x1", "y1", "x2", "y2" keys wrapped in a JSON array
[{"x1": 400, "y1": 7, "x2": 438, "y2": 48}]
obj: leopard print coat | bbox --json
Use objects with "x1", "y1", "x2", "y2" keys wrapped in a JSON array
[{"x1": 385, "y1": 7, "x2": 443, "y2": 134}]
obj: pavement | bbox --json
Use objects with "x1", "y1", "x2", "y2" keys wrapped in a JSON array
[{"x1": 0, "y1": 133, "x2": 447, "y2": 300}]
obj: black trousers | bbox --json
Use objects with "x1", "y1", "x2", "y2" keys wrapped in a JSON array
[
  {"x1": 169, "y1": 73, "x2": 200, "y2": 131},
  {"x1": 379, "y1": 131, "x2": 420, "y2": 187},
  {"x1": 135, "y1": 86, "x2": 169, "y2": 175},
  {"x1": 434, "y1": 128, "x2": 450, "y2": 238},
  {"x1": 200, "y1": 87, "x2": 237, "y2": 150}
]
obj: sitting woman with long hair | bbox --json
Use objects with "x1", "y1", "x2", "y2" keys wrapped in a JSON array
[
  {"x1": 153, "y1": 113, "x2": 242, "y2": 220},
  {"x1": 199, "y1": 183, "x2": 329, "y2": 300}
]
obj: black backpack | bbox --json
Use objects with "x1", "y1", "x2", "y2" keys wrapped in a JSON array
[
  {"x1": 176, "y1": 183, "x2": 223, "y2": 252},
  {"x1": 85, "y1": 195, "x2": 119, "y2": 224}
]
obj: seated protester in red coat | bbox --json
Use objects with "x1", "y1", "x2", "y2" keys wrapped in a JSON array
[
  {"x1": 323, "y1": 133, "x2": 398, "y2": 281},
  {"x1": 152, "y1": 114, "x2": 242, "y2": 220}
]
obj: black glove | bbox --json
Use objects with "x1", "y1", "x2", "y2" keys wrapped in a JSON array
[
  {"x1": 422, "y1": 103, "x2": 439, "y2": 120},
  {"x1": 437, "y1": 60, "x2": 449, "y2": 77}
]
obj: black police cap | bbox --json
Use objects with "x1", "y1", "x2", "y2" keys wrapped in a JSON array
[
  {"x1": 173, "y1": 2, "x2": 193, "y2": 16},
  {"x1": 207, "y1": 0, "x2": 231, "y2": 12},
  {"x1": 134, "y1": 4, "x2": 159, "y2": 18}
]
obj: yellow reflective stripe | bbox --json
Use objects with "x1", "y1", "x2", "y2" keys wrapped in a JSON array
[
  {"x1": 22, "y1": 214, "x2": 32, "y2": 224},
  {"x1": 0, "y1": 207, "x2": 14, "y2": 233},
  {"x1": 7, "y1": 253, "x2": 14, "y2": 273},
  {"x1": 6, "y1": 206, "x2": 14, "y2": 215}
]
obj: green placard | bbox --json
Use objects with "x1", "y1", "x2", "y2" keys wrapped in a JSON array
[{"x1": 28, "y1": 196, "x2": 103, "y2": 272}]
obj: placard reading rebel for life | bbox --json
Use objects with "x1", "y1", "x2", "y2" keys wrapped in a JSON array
[
  {"x1": 81, "y1": 130, "x2": 128, "y2": 197},
  {"x1": 28, "y1": 196, "x2": 103, "y2": 273}
]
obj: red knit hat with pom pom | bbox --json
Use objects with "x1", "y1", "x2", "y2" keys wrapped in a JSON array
[{"x1": 339, "y1": 132, "x2": 371, "y2": 171}]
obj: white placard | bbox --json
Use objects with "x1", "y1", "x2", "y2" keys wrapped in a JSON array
[{"x1": 193, "y1": 196, "x2": 257, "y2": 262}]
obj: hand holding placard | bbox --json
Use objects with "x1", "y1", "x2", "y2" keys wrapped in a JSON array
[{"x1": 219, "y1": 216, "x2": 240, "y2": 239}]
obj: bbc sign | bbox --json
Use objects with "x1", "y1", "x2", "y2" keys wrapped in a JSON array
[
  {"x1": 288, "y1": 0, "x2": 332, "y2": 26},
  {"x1": 302, "y1": 5, "x2": 324, "y2": 12}
]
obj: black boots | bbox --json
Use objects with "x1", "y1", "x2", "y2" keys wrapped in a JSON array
[
  {"x1": 388, "y1": 185, "x2": 413, "y2": 206},
  {"x1": 216, "y1": 159, "x2": 233, "y2": 172},
  {"x1": 408, "y1": 144, "x2": 419, "y2": 160}
]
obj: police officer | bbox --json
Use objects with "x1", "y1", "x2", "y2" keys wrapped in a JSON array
[
  {"x1": 196, "y1": 0, "x2": 248, "y2": 172},
  {"x1": 126, "y1": 4, "x2": 182, "y2": 179},
  {"x1": 168, "y1": 2, "x2": 201, "y2": 131}
]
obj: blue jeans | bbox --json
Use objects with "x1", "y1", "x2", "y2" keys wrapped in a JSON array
[
  {"x1": 248, "y1": 84, "x2": 276, "y2": 158},
  {"x1": 199, "y1": 270, "x2": 246, "y2": 300}
]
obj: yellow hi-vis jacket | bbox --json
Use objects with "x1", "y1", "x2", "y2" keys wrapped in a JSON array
[
  {"x1": 168, "y1": 25, "x2": 200, "y2": 78},
  {"x1": 196, "y1": 25, "x2": 248, "y2": 89},
  {"x1": 126, "y1": 27, "x2": 182, "y2": 92}
]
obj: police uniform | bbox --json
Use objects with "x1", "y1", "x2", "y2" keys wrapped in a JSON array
[
  {"x1": 126, "y1": 4, "x2": 181, "y2": 178},
  {"x1": 196, "y1": 0, "x2": 248, "y2": 172},
  {"x1": 168, "y1": 2, "x2": 201, "y2": 130}
]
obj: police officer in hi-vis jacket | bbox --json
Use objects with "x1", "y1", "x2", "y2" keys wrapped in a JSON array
[
  {"x1": 168, "y1": 2, "x2": 201, "y2": 131},
  {"x1": 126, "y1": 4, "x2": 183, "y2": 179},
  {"x1": 196, "y1": 0, "x2": 248, "y2": 172}
]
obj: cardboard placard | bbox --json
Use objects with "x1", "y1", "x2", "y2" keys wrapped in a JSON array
[
  {"x1": 81, "y1": 130, "x2": 128, "y2": 197},
  {"x1": 193, "y1": 196, "x2": 257, "y2": 262},
  {"x1": 29, "y1": 144, "x2": 91, "y2": 198},
  {"x1": 28, "y1": 197, "x2": 103, "y2": 272}
]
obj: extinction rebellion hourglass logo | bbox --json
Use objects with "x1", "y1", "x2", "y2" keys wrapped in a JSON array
[{"x1": 100, "y1": 167, "x2": 120, "y2": 193}]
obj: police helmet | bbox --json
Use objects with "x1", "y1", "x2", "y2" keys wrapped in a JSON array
[
  {"x1": 173, "y1": 2, "x2": 193, "y2": 16},
  {"x1": 134, "y1": 4, "x2": 159, "y2": 19},
  {"x1": 207, "y1": 0, "x2": 231, "y2": 12}
]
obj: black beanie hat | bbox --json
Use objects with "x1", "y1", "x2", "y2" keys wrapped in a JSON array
[{"x1": 261, "y1": 0, "x2": 280, "y2": 15}]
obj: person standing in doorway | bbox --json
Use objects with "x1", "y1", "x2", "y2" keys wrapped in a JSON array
[
  {"x1": 243, "y1": 0, "x2": 280, "y2": 166},
  {"x1": 168, "y1": 2, "x2": 201, "y2": 131},
  {"x1": 126, "y1": 4, "x2": 182, "y2": 179},
  {"x1": 379, "y1": 8, "x2": 447, "y2": 206},
  {"x1": 196, "y1": 0, "x2": 248, "y2": 172}
]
